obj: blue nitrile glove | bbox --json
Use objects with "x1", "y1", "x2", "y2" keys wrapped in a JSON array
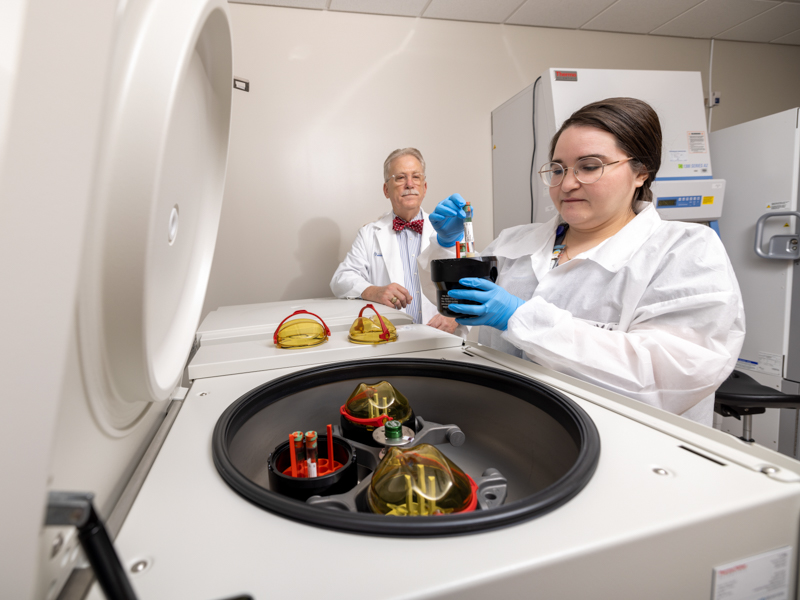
[
  {"x1": 429, "y1": 193, "x2": 467, "y2": 247},
  {"x1": 447, "y1": 278, "x2": 524, "y2": 330}
]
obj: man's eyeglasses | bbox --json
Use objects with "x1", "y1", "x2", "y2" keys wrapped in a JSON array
[
  {"x1": 387, "y1": 172, "x2": 425, "y2": 186},
  {"x1": 538, "y1": 156, "x2": 634, "y2": 187}
]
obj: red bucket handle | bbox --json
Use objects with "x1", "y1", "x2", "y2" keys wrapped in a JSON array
[
  {"x1": 339, "y1": 403, "x2": 394, "y2": 427},
  {"x1": 359, "y1": 303, "x2": 391, "y2": 341},
  {"x1": 273, "y1": 310, "x2": 331, "y2": 345}
]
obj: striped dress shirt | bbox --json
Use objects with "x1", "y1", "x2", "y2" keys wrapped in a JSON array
[{"x1": 394, "y1": 211, "x2": 423, "y2": 324}]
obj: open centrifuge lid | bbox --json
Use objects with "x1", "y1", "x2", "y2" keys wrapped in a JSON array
[{"x1": 77, "y1": 0, "x2": 233, "y2": 434}]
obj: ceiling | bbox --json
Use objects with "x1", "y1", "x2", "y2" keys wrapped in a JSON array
[{"x1": 231, "y1": 0, "x2": 800, "y2": 46}]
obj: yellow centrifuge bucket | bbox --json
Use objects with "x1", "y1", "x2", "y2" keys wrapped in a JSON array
[
  {"x1": 348, "y1": 304, "x2": 397, "y2": 345},
  {"x1": 273, "y1": 310, "x2": 331, "y2": 349}
]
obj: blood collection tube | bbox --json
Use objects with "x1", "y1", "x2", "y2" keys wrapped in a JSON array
[
  {"x1": 463, "y1": 202, "x2": 475, "y2": 256},
  {"x1": 290, "y1": 431, "x2": 304, "y2": 478},
  {"x1": 305, "y1": 431, "x2": 318, "y2": 478}
]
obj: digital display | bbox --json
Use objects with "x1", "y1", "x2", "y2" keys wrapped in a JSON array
[{"x1": 658, "y1": 199, "x2": 677, "y2": 207}]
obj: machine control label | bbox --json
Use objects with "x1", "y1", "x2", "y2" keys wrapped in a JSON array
[
  {"x1": 656, "y1": 196, "x2": 702, "y2": 208},
  {"x1": 712, "y1": 546, "x2": 791, "y2": 600}
]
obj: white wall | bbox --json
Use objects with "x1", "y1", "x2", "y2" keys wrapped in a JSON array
[{"x1": 202, "y1": 4, "x2": 800, "y2": 318}]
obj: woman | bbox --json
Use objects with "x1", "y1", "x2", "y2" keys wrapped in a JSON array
[{"x1": 422, "y1": 97, "x2": 744, "y2": 425}]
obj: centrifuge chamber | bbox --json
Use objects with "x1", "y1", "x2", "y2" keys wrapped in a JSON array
[{"x1": 212, "y1": 357, "x2": 600, "y2": 535}]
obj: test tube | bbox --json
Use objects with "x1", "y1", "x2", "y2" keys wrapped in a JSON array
[
  {"x1": 428, "y1": 475, "x2": 437, "y2": 513},
  {"x1": 417, "y1": 464, "x2": 427, "y2": 516},
  {"x1": 463, "y1": 202, "x2": 475, "y2": 256},
  {"x1": 405, "y1": 474, "x2": 414, "y2": 516},
  {"x1": 305, "y1": 431, "x2": 318, "y2": 478},
  {"x1": 326, "y1": 424, "x2": 334, "y2": 474},
  {"x1": 290, "y1": 431, "x2": 304, "y2": 478},
  {"x1": 370, "y1": 392, "x2": 379, "y2": 419}
]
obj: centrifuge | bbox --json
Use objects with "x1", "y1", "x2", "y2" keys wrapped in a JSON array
[
  {"x1": 76, "y1": 298, "x2": 800, "y2": 600},
  {"x1": 6, "y1": 1, "x2": 800, "y2": 599}
]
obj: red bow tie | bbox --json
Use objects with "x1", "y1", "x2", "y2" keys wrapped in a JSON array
[{"x1": 393, "y1": 217, "x2": 424, "y2": 234}]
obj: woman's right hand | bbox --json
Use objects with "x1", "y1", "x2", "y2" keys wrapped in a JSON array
[{"x1": 429, "y1": 193, "x2": 467, "y2": 247}]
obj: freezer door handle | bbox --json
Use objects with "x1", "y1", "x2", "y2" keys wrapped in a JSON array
[{"x1": 754, "y1": 211, "x2": 800, "y2": 259}]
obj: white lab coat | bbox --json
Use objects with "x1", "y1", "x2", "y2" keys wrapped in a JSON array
[
  {"x1": 419, "y1": 203, "x2": 745, "y2": 425},
  {"x1": 330, "y1": 209, "x2": 439, "y2": 325}
]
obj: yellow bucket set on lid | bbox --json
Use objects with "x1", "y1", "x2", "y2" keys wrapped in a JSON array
[{"x1": 273, "y1": 304, "x2": 397, "y2": 349}]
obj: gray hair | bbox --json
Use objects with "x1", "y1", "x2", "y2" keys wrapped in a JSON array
[{"x1": 383, "y1": 148, "x2": 426, "y2": 182}]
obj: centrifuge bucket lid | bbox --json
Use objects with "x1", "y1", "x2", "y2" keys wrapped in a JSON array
[
  {"x1": 274, "y1": 310, "x2": 331, "y2": 348},
  {"x1": 348, "y1": 304, "x2": 398, "y2": 344}
]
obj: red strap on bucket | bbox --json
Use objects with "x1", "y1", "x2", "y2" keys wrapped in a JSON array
[
  {"x1": 339, "y1": 403, "x2": 393, "y2": 427},
  {"x1": 273, "y1": 310, "x2": 331, "y2": 345},
  {"x1": 359, "y1": 303, "x2": 390, "y2": 340}
]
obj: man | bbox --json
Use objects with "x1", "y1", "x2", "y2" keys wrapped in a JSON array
[{"x1": 330, "y1": 148, "x2": 457, "y2": 333}]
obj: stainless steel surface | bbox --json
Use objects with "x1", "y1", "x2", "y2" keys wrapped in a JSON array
[
  {"x1": 743, "y1": 414, "x2": 754, "y2": 442},
  {"x1": 372, "y1": 425, "x2": 416, "y2": 446}
]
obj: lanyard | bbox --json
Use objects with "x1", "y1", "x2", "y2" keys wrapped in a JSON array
[{"x1": 550, "y1": 224, "x2": 569, "y2": 270}]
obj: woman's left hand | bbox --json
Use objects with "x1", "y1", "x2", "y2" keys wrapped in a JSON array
[{"x1": 447, "y1": 278, "x2": 524, "y2": 330}]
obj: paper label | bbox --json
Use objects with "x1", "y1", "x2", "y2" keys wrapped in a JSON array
[
  {"x1": 670, "y1": 150, "x2": 688, "y2": 162},
  {"x1": 757, "y1": 352, "x2": 783, "y2": 376},
  {"x1": 737, "y1": 353, "x2": 782, "y2": 376},
  {"x1": 688, "y1": 131, "x2": 708, "y2": 153},
  {"x1": 767, "y1": 201, "x2": 790, "y2": 211},
  {"x1": 463, "y1": 221, "x2": 474, "y2": 243},
  {"x1": 712, "y1": 546, "x2": 791, "y2": 600},
  {"x1": 737, "y1": 357, "x2": 758, "y2": 372}
]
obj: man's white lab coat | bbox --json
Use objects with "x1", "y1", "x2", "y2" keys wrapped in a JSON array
[
  {"x1": 419, "y1": 203, "x2": 745, "y2": 425},
  {"x1": 331, "y1": 210, "x2": 439, "y2": 325}
]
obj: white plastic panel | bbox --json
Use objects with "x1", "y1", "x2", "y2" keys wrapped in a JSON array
[
  {"x1": 189, "y1": 322, "x2": 463, "y2": 379},
  {"x1": 77, "y1": 0, "x2": 233, "y2": 434},
  {"x1": 197, "y1": 297, "x2": 413, "y2": 342},
  {"x1": 491, "y1": 84, "x2": 535, "y2": 238}
]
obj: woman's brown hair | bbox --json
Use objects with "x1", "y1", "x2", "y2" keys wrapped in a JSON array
[{"x1": 549, "y1": 97, "x2": 662, "y2": 205}]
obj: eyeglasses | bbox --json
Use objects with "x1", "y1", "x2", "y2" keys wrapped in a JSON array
[
  {"x1": 538, "y1": 156, "x2": 634, "y2": 187},
  {"x1": 387, "y1": 172, "x2": 425, "y2": 186}
]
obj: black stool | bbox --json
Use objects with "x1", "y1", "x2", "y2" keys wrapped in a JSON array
[{"x1": 714, "y1": 370, "x2": 800, "y2": 443}]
